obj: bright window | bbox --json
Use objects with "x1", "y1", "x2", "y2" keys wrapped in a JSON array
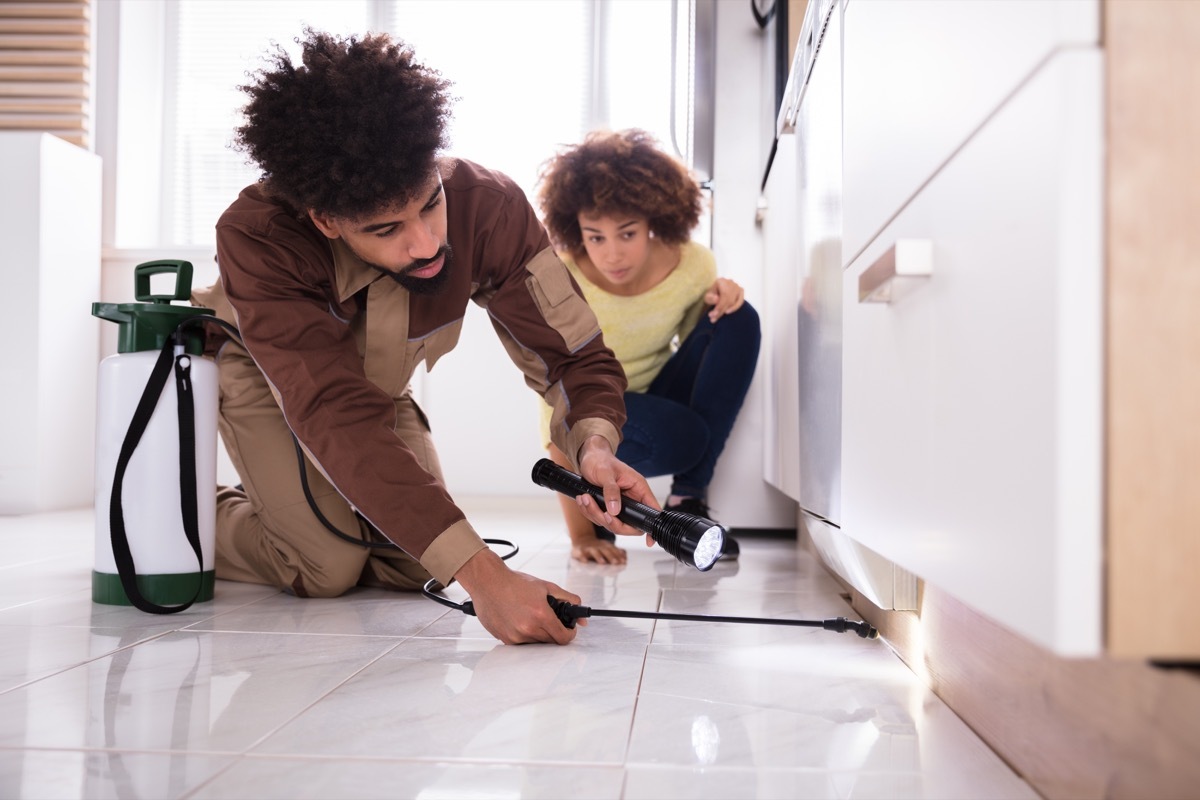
[
  {"x1": 104, "y1": 0, "x2": 680, "y2": 251},
  {"x1": 163, "y1": 1, "x2": 373, "y2": 247}
]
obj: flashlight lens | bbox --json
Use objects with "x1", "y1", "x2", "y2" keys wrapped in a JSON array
[{"x1": 692, "y1": 526, "x2": 725, "y2": 571}]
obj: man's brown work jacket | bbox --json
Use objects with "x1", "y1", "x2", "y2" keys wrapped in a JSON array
[{"x1": 196, "y1": 159, "x2": 627, "y2": 585}]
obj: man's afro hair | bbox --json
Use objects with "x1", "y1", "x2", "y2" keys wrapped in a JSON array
[{"x1": 234, "y1": 28, "x2": 455, "y2": 219}]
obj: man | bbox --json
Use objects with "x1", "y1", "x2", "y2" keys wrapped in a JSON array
[{"x1": 192, "y1": 28, "x2": 656, "y2": 645}]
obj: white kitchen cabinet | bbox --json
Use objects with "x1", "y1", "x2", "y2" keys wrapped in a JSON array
[
  {"x1": 760, "y1": 0, "x2": 919, "y2": 611},
  {"x1": 792, "y1": 0, "x2": 842, "y2": 525},
  {"x1": 760, "y1": 0, "x2": 840, "y2": 507},
  {"x1": 827, "y1": 5, "x2": 1200, "y2": 787},
  {"x1": 835, "y1": 0, "x2": 1200, "y2": 660},
  {"x1": 841, "y1": 0, "x2": 1098, "y2": 265},
  {"x1": 841, "y1": 50, "x2": 1104, "y2": 655},
  {"x1": 759, "y1": 130, "x2": 803, "y2": 502}
]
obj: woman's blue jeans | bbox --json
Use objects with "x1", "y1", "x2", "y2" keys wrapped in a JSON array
[{"x1": 615, "y1": 302, "x2": 761, "y2": 499}]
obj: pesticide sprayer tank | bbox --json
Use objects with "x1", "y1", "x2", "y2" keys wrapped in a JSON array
[{"x1": 92, "y1": 260, "x2": 218, "y2": 606}]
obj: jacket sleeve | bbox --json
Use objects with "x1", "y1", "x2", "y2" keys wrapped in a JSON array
[{"x1": 470, "y1": 194, "x2": 628, "y2": 469}]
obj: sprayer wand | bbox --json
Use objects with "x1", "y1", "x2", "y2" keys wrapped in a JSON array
[
  {"x1": 544, "y1": 596, "x2": 878, "y2": 637},
  {"x1": 421, "y1": 580, "x2": 878, "y2": 638}
]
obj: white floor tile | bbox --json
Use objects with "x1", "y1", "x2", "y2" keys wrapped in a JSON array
[
  {"x1": 622, "y1": 764, "x2": 1039, "y2": 800},
  {"x1": 0, "y1": 580, "x2": 278, "y2": 631},
  {"x1": 184, "y1": 587, "x2": 452, "y2": 638},
  {"x1": 0, "y1": 749, "x2": 235, "y2": 800},
  {"x1": 0, "y1": 629, "x2": 403, "y2": 752},
  {"x1": 252, "y1": 637, "x2": 648, "y2": 764},
  {"x1": 0, "y1": 500, "x2": 1037, "y2": 799},
  {"x1": 192, "y1": 757, "x2": 626, "y2": 800}
]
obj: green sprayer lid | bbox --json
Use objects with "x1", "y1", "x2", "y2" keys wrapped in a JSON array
[{"x1": 92, "y1": 260, "x2": 212, "y2": 354}]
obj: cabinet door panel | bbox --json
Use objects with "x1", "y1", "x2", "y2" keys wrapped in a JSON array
[
  {"x1": 795, "y1": 2, "x2": 843, "y2": 524},
  {"x1": 842, "y1": 0, "x2": 1098, "y2": 265},
  {"x1": 841, "y1": 52, "x2": 1103, "y2": 655},
  {"x1": 761, "y1": 132, "x2": 803, "y2": 501}
]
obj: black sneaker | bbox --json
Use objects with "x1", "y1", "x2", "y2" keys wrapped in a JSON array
[
  {"x1": 665, "y1": 497, "x2": 710, "y2": 517},
  {"x1": 665, "y1": 498, "x2": 739, "y2": 561},
  {"x1": 593, "y1": 523, "x2": 616, "y2": 542}
]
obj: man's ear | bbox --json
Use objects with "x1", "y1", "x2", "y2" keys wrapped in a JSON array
[{"x1": 308, "y1": 210, "x2": 342, "y2": 239}]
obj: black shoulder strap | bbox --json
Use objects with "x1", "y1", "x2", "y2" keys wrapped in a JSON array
[{"x1": 108, "y1": 336, "x2": 204, "y2": 614}]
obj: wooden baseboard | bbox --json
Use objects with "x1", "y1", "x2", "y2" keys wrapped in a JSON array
[{"x1": 845, "y1": 582, "x2": 1200, "y2": 799}]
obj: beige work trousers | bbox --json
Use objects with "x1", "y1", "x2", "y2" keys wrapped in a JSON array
[{"x1": 214, "y1": 341, "x2": 435, "y2": 597}]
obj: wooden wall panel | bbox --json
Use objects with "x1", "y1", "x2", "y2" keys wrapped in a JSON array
[{"x1": 1105, "y1": 0, "x2": 1200, "y2": 657}]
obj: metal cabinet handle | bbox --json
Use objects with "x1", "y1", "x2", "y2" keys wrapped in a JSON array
[{"x1": 858, "y1": 240, "x2": 933, "y2": 303}]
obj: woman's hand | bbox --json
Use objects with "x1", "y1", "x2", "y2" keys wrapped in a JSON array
[
  {"x1": 704, "y1": 277, "x2": 746, "y2": 322},
  {"x1": 570, "y1": 535, "x2": 628, "y2": 565}
]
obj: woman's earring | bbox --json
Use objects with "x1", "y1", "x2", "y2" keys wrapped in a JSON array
[{"x1": 648, "y1": 230, "x2": 656, "y2": 239}]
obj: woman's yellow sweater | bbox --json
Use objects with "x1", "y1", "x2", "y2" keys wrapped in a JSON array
[{"x1": 539, "y1": 240, "x2": 717, "y2": 448}]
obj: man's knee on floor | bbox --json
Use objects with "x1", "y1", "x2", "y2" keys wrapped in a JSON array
[{"x1": 285, "y1": 556, "x2": 369, "y2": 598}]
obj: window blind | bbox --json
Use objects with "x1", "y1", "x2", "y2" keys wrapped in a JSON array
[
  {"x1": 163, "y1": 0, "x2": 372, "y2": 245},
  {"x1": 0, "y1": 1, "x2": 91, "y2": 149}
]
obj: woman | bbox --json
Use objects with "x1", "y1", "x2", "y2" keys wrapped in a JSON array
[{"x1": 535, "y1": 128, "x2": 761, "y2": 564}]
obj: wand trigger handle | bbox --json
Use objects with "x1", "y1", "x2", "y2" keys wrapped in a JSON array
[{"x1": 547, "y1": 595, "x2": 591, "y2": 628}]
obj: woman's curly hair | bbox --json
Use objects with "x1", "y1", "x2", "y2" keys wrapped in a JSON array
[
  {"x1": 234, "y1": 28, "x2": 454, "y2": 219},
  {"x1": 535, "y1": 128, "x2": 703, "y2": 257}
]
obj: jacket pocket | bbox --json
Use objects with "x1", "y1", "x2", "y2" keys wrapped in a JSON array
[{"x1": 525, "y1": 250, "x2": 600, "y2": 353}]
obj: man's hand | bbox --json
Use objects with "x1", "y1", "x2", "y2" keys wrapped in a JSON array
[
  {"x1": 574, "y1": 435, "x2": 658, "y2": 546},
  {"x1": 453, "y1": 548, "x2": 584, "y2": 645}
]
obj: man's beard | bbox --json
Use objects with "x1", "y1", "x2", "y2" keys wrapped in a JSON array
[{"x1": 357, "y1": 243, "x2": 454, "y2": 295}]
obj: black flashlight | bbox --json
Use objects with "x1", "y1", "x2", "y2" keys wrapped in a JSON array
[{"x1": 531, "y1": 458, "x2": 726, "y2": 571}]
